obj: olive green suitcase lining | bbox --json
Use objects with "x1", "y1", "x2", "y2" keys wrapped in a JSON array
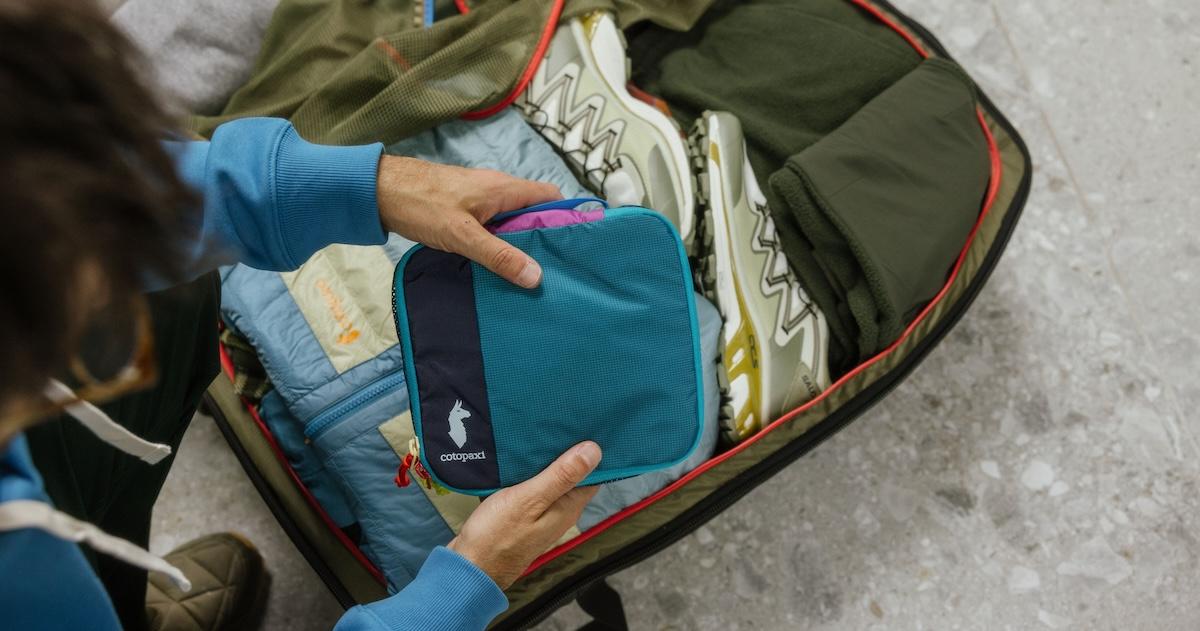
[{"x1": 200, "y1": 0, "x2": 1030, "y2": 624}]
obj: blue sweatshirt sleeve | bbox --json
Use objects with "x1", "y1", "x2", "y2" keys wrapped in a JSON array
[
  {"x1": 167, "y1": 118, "x2": 386, "y2": 273},
  {"x1": 333, "y1": 547, "x2": 508, "y2": 631}
]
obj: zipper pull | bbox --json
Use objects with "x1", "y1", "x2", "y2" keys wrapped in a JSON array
[
  {"x1": 394, "y1": 438, "x2": 453, "y2": 495},
  {"x1": 394, "y1": 453, "x2": 416, "y2": 488},
  {"x1": 395, "y1": 437, "x2": 423, "y2": 488},
  {"x1": 411, "y1": 458, "x2": 453, "y2": 496}
]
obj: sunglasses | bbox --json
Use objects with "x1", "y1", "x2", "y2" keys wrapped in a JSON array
[{"x1": 3, "y1": 295, "x2": 157, "y2": 428}]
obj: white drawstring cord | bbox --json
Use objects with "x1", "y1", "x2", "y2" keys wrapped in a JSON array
[
  {"x1": 43, "y1": 379, "x2": 172, "y2": 464},
  {"x1": 0, "y1": 500, "x2": 191, "y2": 591},
  {"x1": 3, "y1": 380, "x2": 191, "y2": 590}
]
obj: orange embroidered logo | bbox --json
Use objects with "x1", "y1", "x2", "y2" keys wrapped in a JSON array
[{"x1": 315, "y1": 278, "x2": 360, "y2": 345}]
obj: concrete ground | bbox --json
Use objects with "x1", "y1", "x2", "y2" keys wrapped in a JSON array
[{"x1": 150, "y1": 0, "x2": 1200, "y2": 629}]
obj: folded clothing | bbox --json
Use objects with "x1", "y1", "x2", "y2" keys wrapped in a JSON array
[
  {"x1": 257, "y1": 389, "x2": 356, "y2": 529},
  {"x1": 628, "y1": 0, "x2": 923, "y2": 185},
  {"x1": 766, "y1": 58, "x2": 991, "y2": 370},
  {"x1": 630, "y1": 2, "x2": 991, "y2": 372}
]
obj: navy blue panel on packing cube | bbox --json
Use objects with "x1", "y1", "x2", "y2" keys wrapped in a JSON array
[
  {"x1": 400, "y1": 247, "x2": 500, "y2": 490},
  {"x1": 473, "y1": 211, "x2": 701, "y2": 487}
]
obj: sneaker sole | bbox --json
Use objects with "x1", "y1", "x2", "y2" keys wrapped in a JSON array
[
  {"x1": 690, "y1": 113, "x2": 832, "y2": 444},
  {"x1": 689, "y1": 114, "x2": 760, "y2": 443}
]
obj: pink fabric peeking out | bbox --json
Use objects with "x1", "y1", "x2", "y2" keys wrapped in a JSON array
[{"x1": 489, "y1": 209, "x2": 606, "y2": 234}]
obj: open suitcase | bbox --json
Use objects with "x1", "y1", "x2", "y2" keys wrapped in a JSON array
[{"x1": 203, "y1": 0, "x2": 1031, "y2": 627}]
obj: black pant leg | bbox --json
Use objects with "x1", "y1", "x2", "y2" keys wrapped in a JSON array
[{"x1": 26, "y1": 272, "x2": 221, "y2": 631}]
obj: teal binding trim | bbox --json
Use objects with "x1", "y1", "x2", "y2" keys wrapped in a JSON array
[
  {"x1": 392, "y1": 205, "x2": 703, "y2": 495},
  {"x1": 392, "y1": 244, "x2": 434, "y2": 488}
]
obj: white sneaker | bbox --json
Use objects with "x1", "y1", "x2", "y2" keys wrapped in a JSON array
[
  {"x1": 517, "y1": 11, "x2": 696, "y2": 248},
  {"x1": 691, "y1": 111, "x2": 831, "y2": 443}
]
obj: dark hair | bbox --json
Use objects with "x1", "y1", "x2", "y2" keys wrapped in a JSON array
[{"x1": 0, "y1": 0, "x2": 196, "y2": 405}]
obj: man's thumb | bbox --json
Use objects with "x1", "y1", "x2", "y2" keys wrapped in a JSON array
[
  {"x1": 519, "y1": 441, "x2": 602, "y2": 509},
  {"x1": 459, "y1": 222, "x2": 542, "y2": 288}
]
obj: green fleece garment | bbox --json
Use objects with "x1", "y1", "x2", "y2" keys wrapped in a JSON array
[
  {"x1": 630, "y1": 1, "x2": 990, "y2": 372},
  {"x1": 768, "y1": 58, "x2": 990, "y2": 371},
  {"x1": 191, "y1": 0, "x2": 715, "y2": 144},
  {"x1": 628, "y1": 0, "x2": 923, "y2": 181}
]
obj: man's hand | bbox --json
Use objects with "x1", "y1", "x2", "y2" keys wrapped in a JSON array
[
  {"x1": 376, "y1": 156, "x2": 562, "y2": 288},
  {"x1": 448, "y1": 441, "x2": 602, "y2": 590}
]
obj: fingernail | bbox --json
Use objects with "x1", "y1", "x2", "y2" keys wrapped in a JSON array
[
  {"x1": 574, "y1": 441, "x2": 601, "y2": 469},
  {"x1": 516, "y1": 260, "x2": 542, "y2": 288}
]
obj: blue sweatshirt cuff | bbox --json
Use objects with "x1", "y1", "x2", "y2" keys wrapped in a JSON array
[
  {"x1": 169, "y1": 118, "x2": 389, "y2": 275},
  {"x1": 337, "y1": 547, "x2": 507, "y2": 631},
  {"x1": 273, "y1": 127, "x2": 386, "y2": 267}
]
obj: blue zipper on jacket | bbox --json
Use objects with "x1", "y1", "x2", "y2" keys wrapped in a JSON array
[{"x1": 304, "y1": 370, "x2": 407, "y2": 439}]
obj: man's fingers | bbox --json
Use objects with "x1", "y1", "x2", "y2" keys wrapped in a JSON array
[
  {"x1": 456, "y1": 221, "x2": 542, "y2": 288},
  {"x1": 499, "y1": 179, "x2": 562, "y2": 215},
  {"x1": 540, "y1": 484, "x2": 601, "y2": 528},
  {"x1": 467, "y1": 173, "x2": 563, "y2": 223},
  {"x1": 513, "y1": 441, "x2": 602, "y2": 514}
]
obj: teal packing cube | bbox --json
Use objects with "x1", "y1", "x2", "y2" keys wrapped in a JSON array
[{"x1": 392, "y1": 198, "x2": 704, "y2": 495}]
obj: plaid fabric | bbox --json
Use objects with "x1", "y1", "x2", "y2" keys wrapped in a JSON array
[{"x1": 219, "y1": 327, "x2": 272, "y2": 404}]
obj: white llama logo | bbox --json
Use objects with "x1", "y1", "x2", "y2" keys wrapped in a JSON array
[{"x1": 447, "y1": 399, "x2": 471, "y2": 449}]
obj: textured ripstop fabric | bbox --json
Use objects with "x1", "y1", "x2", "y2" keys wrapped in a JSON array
[
  {"x1": 472, "y1": 212, "x2": 701, "y2": 487},
  {"x1": 190, "y1": 0, "x2": 716, "y2": 145}
]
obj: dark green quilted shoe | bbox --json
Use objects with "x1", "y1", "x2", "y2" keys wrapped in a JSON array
[{"x1": 146, "y1": 533, "x2": 269, "y2": 631}]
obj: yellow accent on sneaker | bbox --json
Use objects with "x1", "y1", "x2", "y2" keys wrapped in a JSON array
[{"x1": 722, "y1": 279, "x2": 765, "y2": 440}]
